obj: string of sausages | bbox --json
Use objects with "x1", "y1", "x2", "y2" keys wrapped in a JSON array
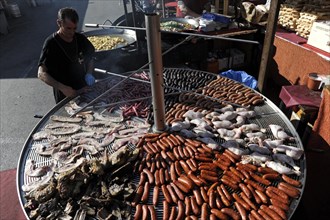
[{"x1": 131, "y1": 132, "x2": 302, "y2": 220}]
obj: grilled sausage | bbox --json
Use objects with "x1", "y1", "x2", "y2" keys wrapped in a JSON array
[
  {"x1": 217, "y1": 185, "x2": 231, "y2": 207},
  {"x1": 134, "y1": 204, "x2": 142, "y2": 220},
  {"x1": 266, "y1": 187, "x2": 289, "y2": 203},
  {"x1": 201, "y1": 203, "x2": 209, "y2": 220},
  {"x1": 159, "y1": 168, "x2": 165, "y2": 185},
  {"x1": 155, "y1": 169, "x2": 160, "y2": 186},
  {"x1": 170, "y1": 163, "x2": 177, "y2": 182},
  {"x1": 180, "y1": 160, "x2": 191, "y2": 174},
  {"x1": 167, "y1": 184, "x2": 179, "y2": 204},
  {"x1": 185, "y1": 197, "x2": 192, "y2": 216},
  {"x1": 234, "y1": 201, "x2": 247, "y2": 220},
  {"x1": 171, "y1": 182, "x2": 185, "y2": 201},
  {"x1": 240, "y1": 192, "x2": 257, "y2": 210},
  {"x1": 163, "y1": 200, "x2": 170, "y2": 220},
  {"x1": 250, "y1": 173, "x2": 271, "y2": 186},
  {"x1": 143, "y1": 168, "x2": 154, "y2": 185},
  {"x1": 132, "y1": 185, "x2": 144, "y2": 207},
  {"x1": 282, "y1": 174, "x2": 302, "y2": 188},
  {"x1": 211, "y1": 209, "x2": 229, "y2": 220},
  {"x1": 260, "y1": 205, "x2": 282, "y2": 220},
  {"x1": 262, "y1": 173, "x2": 280, "y2": 180},
  {"x1": 278, "y1": 182, "x2": 300, "y2": 198},
  {"x1": 148, "y1": 205, "x2": 157, "y2": 220},
  {"x1": 270, "y1": 198, "x2": 289, "y2": 211},
  {"x1": 269, "y1": 205, "x2": 288, "y2": 220},
  {"x1": 208, "y1": 189, "x2": 217, "y2": 209},
  {"x1": 215, "y1": 194, "x2": 223, "y2": 209},
  {"x1": 169, "y1": 206, "x2": 177, "y2": 220},
  {"x1": 178, "y1": 175, "x2": 195, "y2": 190},
  {"x1": 187, "y1": 172, "x2": 204, "y2": 186},
  {"x1": 174, "y1": 180, "x2": 190, "y2": 194},
  {"x1": 153, "y1": 185, "x2": 159, "y2": 206},
  {"x1": 244, "y1": 179, "x2": 265, "y2": 192},
  {"x1": 200, "y1": 186, "x2": 209, "y2": 203},
  {"x1": 239, "y1": 183, "x2": 252, "y2": 199},
  {"x1": 232, "y1": 193, "x2": 251, "y2": 211},
  {"x1": 177, "y1": 200, "x2": 185, "y2": 220},
  {"x1": 191, "y1": 196, "x2": 201, "y2": 215},
  {"x1": 175, "y1": 161, "x2": 183, "y2": 176},
  {"x1": 162, "y1": 184, "x2": 173, "y2": 204},
  {"x1": 142, "y1": 205, "x2": 148, "y2": 220},
  {"x1": 220, "y1": 184, "x2": 233, "y2": 201},
  {"x1": 250, "y1": 210, "x2": 264, "y2": 220},
  {"x1": 247, "y1": 184, "x2": 262, "y2": 204},
  {"x1": 141, "y1": 182, "x2": 150, "y2": 203},
  {"x1": 221, "y1": 208, "x2": 240, "y2": 220},
  {"x1": 258, "y1": 209, "x2": 273, "y2": 220},
  {"x1": 138, "y1": 172, "x2": 147, "y2": 187}
]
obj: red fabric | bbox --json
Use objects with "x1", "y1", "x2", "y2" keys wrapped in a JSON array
[
  {"x1": 0, "y1": 169, "x2": 27, "y2": 220},
  {"x1": 273, "y1": 35, "x2": 330, "y2": 85},
  {"x1": 302, "y1": 44, "x2": 330, "y2": 58},
  {"x1": 311, "y1": 88, "x2": 330, "y2": 145},
  {"x1": 279, "y1": 85, "x2": 322, "y2": 108},
  {"x1": 276, "y1": 28, "x2": 307, "y2": 44}
]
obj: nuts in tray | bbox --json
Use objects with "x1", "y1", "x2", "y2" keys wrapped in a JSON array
[{"x1": 87, "y1": 35, "x2": 127, "y2": 51}]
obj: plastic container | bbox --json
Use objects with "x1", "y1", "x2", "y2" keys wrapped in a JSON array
[
  {"x1": 307, "y1": 73, "x2": 322, "y2": 91},
  {"x1": 202, "y1": 12, "x2": 231, "y2": 24}
]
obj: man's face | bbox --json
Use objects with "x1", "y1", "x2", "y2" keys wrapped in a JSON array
[{"x1": 58, "y1": 18, "x2": 77, "y2": 38}]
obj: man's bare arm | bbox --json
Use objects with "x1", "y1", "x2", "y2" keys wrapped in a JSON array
[{"x1": 38, "y1": 65, "x2": 77, "y2": 97}]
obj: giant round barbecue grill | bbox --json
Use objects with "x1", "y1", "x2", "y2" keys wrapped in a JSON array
[{"x1": 17, "y1": 14, "x2": 306, "y2": 220}]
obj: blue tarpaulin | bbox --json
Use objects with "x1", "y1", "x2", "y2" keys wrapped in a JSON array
[{"x1": 220, "y1": 70, "x2": 258, "y2": 89}]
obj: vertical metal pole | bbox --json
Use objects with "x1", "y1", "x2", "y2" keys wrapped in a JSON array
[
  {"x1": 123, "y1": 0, "x2": 129, "y2": 26},
  {"x1": 145, "y1": 14, "x2": 166, "y2": 132},
  {"x1": 257, "y1": 0, "x2": 280, "y2": 92},
  {"x1": 161, "y1": 0, "x2": 166, "y2": 17},
  {"x1": 131, "y1": 0, "x2": 137, "y2": 27}
]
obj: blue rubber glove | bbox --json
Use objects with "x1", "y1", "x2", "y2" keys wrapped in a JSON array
[{"x1": 85, "y1": 73, "x2": 95, "y2": 86}]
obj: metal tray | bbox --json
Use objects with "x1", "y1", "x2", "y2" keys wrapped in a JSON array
[
  {"x1": 83, "y1": 28, "x2": 137, "y2": 52},
  {"x1": 17, "y1": 68, "x2": 306, "y2": 219}
]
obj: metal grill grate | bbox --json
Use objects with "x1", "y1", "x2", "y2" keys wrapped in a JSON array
[{"x1": 17, "y1": 68, "x2": 306, "y2": 219}]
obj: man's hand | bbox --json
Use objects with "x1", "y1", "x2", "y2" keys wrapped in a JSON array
[
  {"x1": 61, "y1": 85, "x2": 77, "y2": 97},
  {"x1": 85, "y1": 73, "x2": 95, "y2": 86}
]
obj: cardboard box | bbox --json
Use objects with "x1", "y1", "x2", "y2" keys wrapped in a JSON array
[
  {"x1": 218, "y1": 57, "x2": 229, "y2": 70},
  {"x1": 230, "y1": 48, "x2": 245, "y2": 67},
  {"x1": 307, "y1": 20, "x2": 330, "y2": 53}
]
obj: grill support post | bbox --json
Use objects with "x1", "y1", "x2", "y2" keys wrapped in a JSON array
[{"x1": 145, "y1": 13, "x2": 167, "y2": 132}]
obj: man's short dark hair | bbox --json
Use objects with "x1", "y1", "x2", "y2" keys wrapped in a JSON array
[{"x1": 57, "y1": 7, "x2": 79, "y2": 23}]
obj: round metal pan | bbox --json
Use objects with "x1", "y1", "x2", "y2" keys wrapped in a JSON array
[
  {"x1": 160, "y1": 17, "x2": 200, "y2": 31},
  {"x1": 141, "y1": 18, "x2": 199, "y2": 31},
  {"x1": 83, "y1": 28, "x2": 137, "y2": 52},
  {"x1": 17, "y1": 68, "x2": 306, "y2": 220}
]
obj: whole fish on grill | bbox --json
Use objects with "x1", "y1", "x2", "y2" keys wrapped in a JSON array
[
  {"x1": 46, "y1": 124, "x2": 81, "y2": 136},
  {"x1": 265, "y1": 161, "x2": 301, "y2": 176},
  {"x1": 50, "y1": 115, "x2": 82, "y2": 123},
  {"x1": 32, "y1": 130, "x2": 53, "y2": 141},
  {"x1": 25, "y1": 160, "x2": 53, "y2": 177},
  {"x1": 78, "y1": 138, "x2": 104, "y2": 151},
  {"x1": 93, "y1": 112, "x2": 124, "y2": 123},
  {"x1": 34, "y1": 143, "x2": 59, "y2": 156},
  {"x1": 71, "y1": 131, "x2": 96, "y2": 139}
]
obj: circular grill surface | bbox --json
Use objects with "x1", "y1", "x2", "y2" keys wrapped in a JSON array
[{"x1": 17, "y1": 68, "x2": 306, "y2": 219}]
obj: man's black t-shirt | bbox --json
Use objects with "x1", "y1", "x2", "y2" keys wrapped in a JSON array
[{"x1": 38, "y1": 32, "x2": 95, "y2": 90}]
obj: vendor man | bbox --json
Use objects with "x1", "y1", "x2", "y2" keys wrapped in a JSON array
[
  {"x1": 38, "y1": 7, "x2": 95, "y2": 103},
  {"x1": 177, "y1": 0, "x2": 210, "y2": 18}
]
